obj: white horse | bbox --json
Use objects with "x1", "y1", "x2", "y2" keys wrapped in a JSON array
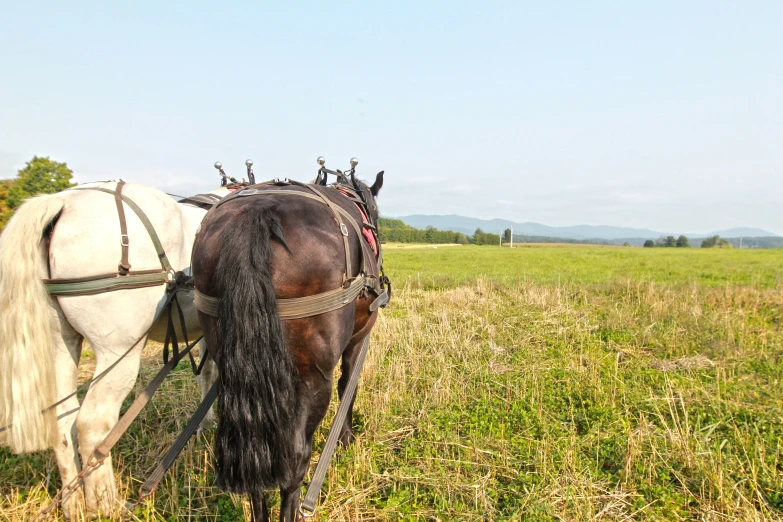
[{"x1": 0, "y1": 181, "x2": 223, "y2": 519}]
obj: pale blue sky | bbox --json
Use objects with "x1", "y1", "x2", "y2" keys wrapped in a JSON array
[{"x1": 1, "y1": 1, "x2": 781, "y2": 234}]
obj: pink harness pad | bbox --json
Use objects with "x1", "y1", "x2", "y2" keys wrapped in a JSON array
[{"x1": 336, "y1": 188, "x2": 378, "y2": 257}]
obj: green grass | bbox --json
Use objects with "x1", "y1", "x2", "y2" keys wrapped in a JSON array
[
  {"x1": 384, "y1": 244, "x2": 783, "y2": 289},
  {"x1": 1, "y1": 244, "x2": 782, "y2": 520}
]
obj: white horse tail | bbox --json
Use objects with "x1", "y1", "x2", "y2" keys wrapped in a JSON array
[{"x1": 0, "y1": 194, "x2": 65, "y2": 453}]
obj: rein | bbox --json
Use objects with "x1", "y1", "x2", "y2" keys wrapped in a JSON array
[{"x1": 299, "y1": 334, "x2": 371, "y2": 517}]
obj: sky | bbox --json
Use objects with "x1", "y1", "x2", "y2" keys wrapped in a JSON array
[{"x1": 1, "y1": 1, "x2": 781, "y2": 235}]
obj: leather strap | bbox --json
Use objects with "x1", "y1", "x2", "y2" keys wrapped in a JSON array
[
  {"x1": 300, "y1": 335, "x2": 371, "y2": 517},
  {"x1": 45, "y1": 183, "x2": 175, "y2": 296},
  {"x1": 228, "y1": 187, "x2": 369, "y2": 276},
  {"x1": 44, "y1": 271, "x2": 168, "y2": 296},
  {"x1": 136, "y1": 380, "x2": 219, "y2": 501},
  {"x1": 88, "y1": 335, "x2": 202, "y2": 466},
  {"x1": 113, "y1": 181, "x2": 131, "y2": 275},
  {"x1": 68, "y1": 184, "x2": 173, "y2": 273},
  {"x1": 296, "y1": 182, "x2": 353, "y2": 282},
  {"x1": 194, "y1": 275, "x2": 368, "y2": 320}
]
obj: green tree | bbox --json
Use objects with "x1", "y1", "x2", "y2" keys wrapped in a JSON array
[
  {"x1": 473, "y1": 228, "x2": 485, "y2": 245},
  {"x1": 1, "y1": 157, "x2": 76, "y2": 229},
  {"x1": 0, "y1": 179, "x2": 14, "y2": 229},
  {"x1": 643, "y1": 240, "x2": 655, "y2": 248},
  {"x1": 701, "y1": 235, "x2": 719, "y2": 248},
  {"x1": 676, "y1": 235, "x2": 690, "y2": 248},
  {"x1": 664, "y1": 235, "x2": 676, "y2": 247},
  {"x1": 503, "y1": 228, "x2": 512, "y2": 243}
]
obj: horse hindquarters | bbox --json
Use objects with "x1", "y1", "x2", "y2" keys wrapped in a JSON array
[
  {"x1": 0, "y1": 195, "x2": 65, "y2": 453},
  {"x1": 197, "y1": 200, "x2": 296, "y2": 493}
]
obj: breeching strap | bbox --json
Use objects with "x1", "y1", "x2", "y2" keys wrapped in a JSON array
[
  {"x1": 299, "y1": 335, "x2": 371, "y2": 518},
  {"x1": 194, "y1": 275, "x2": 367, "y2": 320},
  {"x1": 45, "y1": 183, "x2": 174, "y2": 296}
]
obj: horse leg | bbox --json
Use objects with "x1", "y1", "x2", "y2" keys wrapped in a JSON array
[
  {"x1": 49, "y1": 302, "x2": 85, "y2": 520},
  {"x1": 279, "y1": 380, "x2": 333, "y2": 522},
  {"x1": 336, "y1": 336, "x2": 364, "y2": 447},
  {"x1": 250, "y1": 490, "x2": 270, "y2": 521},
  {"x1": 74, "y1": 335, "x2": 145, "y2": 518},
  {"x1": 196, "y1": 338, "x2": 218, "y2": 434}
]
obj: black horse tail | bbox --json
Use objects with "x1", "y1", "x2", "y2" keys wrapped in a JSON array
[{"x1": 213, "y1": 200, "x2": 296, "y2": 493}]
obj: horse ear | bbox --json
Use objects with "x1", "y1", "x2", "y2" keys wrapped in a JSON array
[{"x1": 370, "y1": 171, "x2": 384, "y2": 196}]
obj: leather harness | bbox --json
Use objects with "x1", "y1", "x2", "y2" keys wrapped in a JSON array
[
  {"x1": 43, "y1": 180, "x2": 390, "y2": 316},
  {"x1": 44, "y1": 181, "x2": 174, "y2": 296},
  {"x1": 193, "y1": 179, "x2": 390, "y2": 320}
]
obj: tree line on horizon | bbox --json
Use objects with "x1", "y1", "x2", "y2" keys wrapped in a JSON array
[
  {"x1": 379, "y1": 220, "x2": 781, "y2": 249},
  {"x1": 643, "y1": 235, "x2": 691, "y2": 248},
  {"x1": 643, "y1": 235, "x2": 733, "y2": 248},
  {"x1": 378, "y1": 218, "x2": 503, "y2": 245}
]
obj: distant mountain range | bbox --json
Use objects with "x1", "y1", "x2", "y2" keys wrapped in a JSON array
[{"x1": 393, "y1": 214, "x2": 779, "y2": 241}]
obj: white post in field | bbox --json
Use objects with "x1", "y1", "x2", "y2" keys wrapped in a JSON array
[
  {"x1": 510, "y1": 227, "x2": 513, "y2": 248},
  {"x1": 500, "y1": 229, "x2": 502, "y2": 247}
]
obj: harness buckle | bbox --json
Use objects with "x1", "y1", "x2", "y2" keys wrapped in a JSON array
[
  {"x1": 121, "y1": 234, "x2": 130, "y2": 247},
  {"x1": 298, "y1": 505, "x2": 316, "y2": 518},
  {"x1": 340, "y1": 223, "x2": 349, "y2": 236}
]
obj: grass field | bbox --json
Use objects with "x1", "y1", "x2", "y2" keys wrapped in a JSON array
[{"x1": 1, "y1": 245, "x2": 782, "y2": 520}]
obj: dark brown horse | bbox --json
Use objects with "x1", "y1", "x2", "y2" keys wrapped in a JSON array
[{"x1": 192, "y1": 172, "x2": 385, "y2": 521}]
